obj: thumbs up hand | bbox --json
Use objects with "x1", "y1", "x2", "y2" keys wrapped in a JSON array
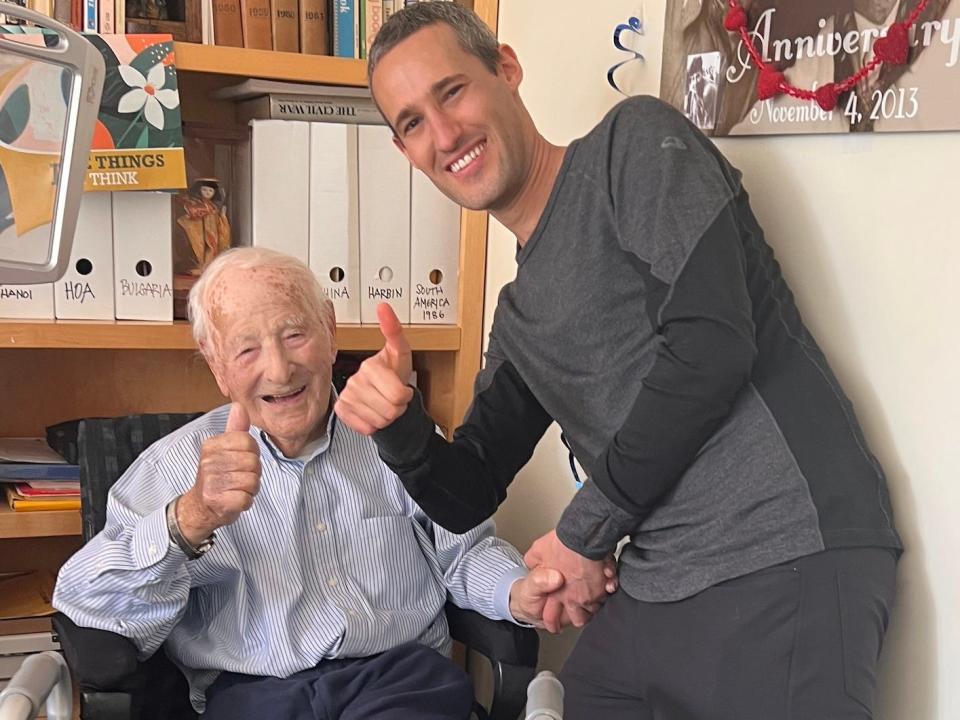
[
  {"x1": 177, "y1": 403, "x2": 263, "y2": 545},
  {"x1": 334, "y1": 303, "x2": 415, "y2": 435}
]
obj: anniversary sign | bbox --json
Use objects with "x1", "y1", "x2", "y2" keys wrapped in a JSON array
[{"x1": 659, "y1": 0, "x2": 959, "y2": 135}]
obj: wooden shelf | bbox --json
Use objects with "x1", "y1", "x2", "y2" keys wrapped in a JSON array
[
  {"x1": 174, "y1": 43, "x2": 368, "y2": 86},
  {"x1": 0, "y1": 321, "x2": 460, "y2": 352},
  {"x1": 0, "y1": 505, "x2": 81, "y2": 539}
]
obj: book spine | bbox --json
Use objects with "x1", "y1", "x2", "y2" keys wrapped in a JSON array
[
  {"x1": 333, "y1": 0, "x2": 355, "y2": 58},
  {"x1": 298, "y1": 0, "x2": 327, "y2": 55},
  {"x1": 364, "y1": 0, "x2": 382, "y2": 57},
  {"x1": 270, "y1": 0, "x2": 299, "y2": 52},
  {"x1": 243, "y1": 95, "x2": 384, "y2": 125},
  {"x1": 97, "y1": 0, "x2": 113, "y2": 33},
  {"x1": 240, "y1": 0, "x2": 273, "y2": 49},
  {"x1": 212, "y1": 0, "x2": 243, "y2": 46},
  {"x1": 83, "y1": 0, "x2": 97, "y2": 32}
]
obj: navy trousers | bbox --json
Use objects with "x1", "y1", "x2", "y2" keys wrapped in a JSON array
[
  {"x1": 560, "y1": 547, "x2": 897, "y2": 720},
  {"x1": 202, "y1": 641, "x2": 474, "y2": 720}
]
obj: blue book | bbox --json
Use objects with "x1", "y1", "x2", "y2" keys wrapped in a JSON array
[
  {"x1": 0, "y1": 463, "x2": 80, "y2": 481},
  {"x1": 334, "y1": 0, "x2": 357, "y2": 59}
]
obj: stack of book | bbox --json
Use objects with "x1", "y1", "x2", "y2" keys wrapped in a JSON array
[
  {"x1": 0, "y1": 570, "x2": 60, "y2": 694},
  {"x1": 0, "y1": 438, "x2": 81, "y2": 513}
]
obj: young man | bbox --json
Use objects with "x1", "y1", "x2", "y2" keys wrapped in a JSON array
[
  {"x1": 334, "y1": 4, "x2": 902, "y2": 718},
  {"x1": 53, "y1": 247, "x2": 561, "y2": 720}
]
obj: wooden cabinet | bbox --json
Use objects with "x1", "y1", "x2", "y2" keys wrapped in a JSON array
[{"x1": 0, "y1": 0, "x2": 498, "y2": 550}]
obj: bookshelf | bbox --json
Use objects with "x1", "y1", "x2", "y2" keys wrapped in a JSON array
[
  {"x1": 0, "y1": 0, "x2": 498, "y2": 566},
  {"x1": 0, "y1": 505, "x2": 81, "y2": 540}
]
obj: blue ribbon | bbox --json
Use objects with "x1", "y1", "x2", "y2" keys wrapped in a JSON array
[{"x1": 607, "y1": 16, "x2": 646, "y2": 96}]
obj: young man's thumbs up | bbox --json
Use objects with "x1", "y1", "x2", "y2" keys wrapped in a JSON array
[{"x1": 334, "y1": 303, "x2": 416, "y2": 436}]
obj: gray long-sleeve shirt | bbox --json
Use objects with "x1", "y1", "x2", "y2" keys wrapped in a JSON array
[{"x1": 375, "y1": 96, "x2": 901, "y2": 602}]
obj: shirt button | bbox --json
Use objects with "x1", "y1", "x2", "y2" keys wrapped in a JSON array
[
  {"x1": 327, "y1": 577, "x2": 339, "y2": 588},
  {"x1": 148, "y1": 544, "x2": 158, "y2": 556},
  {"x1": 315, "y1": 521, "x2": 327, "y2": 533}
]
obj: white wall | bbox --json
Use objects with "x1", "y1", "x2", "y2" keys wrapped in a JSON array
[{"x1": 489, "y1": 2, "x2": 959, "y2": 717}]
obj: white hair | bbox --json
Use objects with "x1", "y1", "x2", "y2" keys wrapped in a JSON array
[{"x1": 187, "y1": 247, "x2": 334, "y2": 356}]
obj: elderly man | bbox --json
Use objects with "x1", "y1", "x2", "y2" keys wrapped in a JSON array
[{"x1": 53, "y1": 247, "x2": 560, "y2": 720}]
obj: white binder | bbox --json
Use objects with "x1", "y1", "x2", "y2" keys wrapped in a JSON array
[
  {"x1": 410, "y1": 171, "x2": 460, "y2": 325},
  {"x1": 54, "y1": 192, "x2": 115, "y2": 320},
  {"x1": 0, "y1": 282, "x2": 54, "y2": 319},
  {"x1": 249, "y1": 120, "x2": 311, "y2": 263},
  {"x1": 358, "y1": 124, "x2": 410, "y2": 323},
  {"x1": 309, "y1": 123, "x2": 361, "y2": 324},
  {"x1": 112, "y1": 192, "x2": 173, "y2": 321}
]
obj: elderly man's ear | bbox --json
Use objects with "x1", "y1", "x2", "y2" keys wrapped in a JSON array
[
  {"x1": 199, "y1": 342, "x2": 230, "y2": 398},
  {"x1": 322, "y1": 303, "x2": 338, "y2": 362}
]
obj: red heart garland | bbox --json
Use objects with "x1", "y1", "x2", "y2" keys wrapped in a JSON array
[
  {"x1": 757, "y1": 68, "x2": 784, "y2": 100},
  {"x1": 814, "y1": 82, "x2": 840, "y2": 111},
  {"x1": 873, "y1": 22, "x2": 910, "y2": 65},
  {"x1": 724, "y1": 6, "x2": 748, "y2": 32}
]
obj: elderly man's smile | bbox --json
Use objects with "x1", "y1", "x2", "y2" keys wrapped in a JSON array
[{"x1": 261, "y1": 386, "x2": 308, "y2": 404}]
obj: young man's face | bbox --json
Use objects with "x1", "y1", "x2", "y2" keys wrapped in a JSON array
[
  {"x1": 371, "y1": 23, "x2": 529, "y2": 213},
  {"x1": 205, "y1": 266, "x2": 337, "y2": 457}
]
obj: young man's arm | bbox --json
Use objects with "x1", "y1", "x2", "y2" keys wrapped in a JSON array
[
  {"x1": 558, "y1": 197, "x2": 757, "y2": 559},
  {"x1": 373, "y1": 355, "x2": 553, "y2": 533}
]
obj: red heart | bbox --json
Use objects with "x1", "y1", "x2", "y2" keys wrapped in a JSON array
[
  {"x1": 873, "y1": 23, "x2": 909, "y2": 65},
  {"x1": 757, "y1": 68, "x2": 784, "y2": 100},
  {"x1": 724, "y1": 6, "x2": 748, "y2": 32},
  {"x1": 814, "y1": 82, "x2": 840, "y2": 111}
]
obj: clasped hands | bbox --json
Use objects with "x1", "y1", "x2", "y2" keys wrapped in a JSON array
[{"x1": 509, "y1": 529, "x2": 618, "y2": 633}]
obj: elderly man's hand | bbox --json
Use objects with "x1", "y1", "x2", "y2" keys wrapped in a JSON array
[
  {"x1": 178, "y1": 403, "x2": 262, "y2": 544},
  {"x1": 508, "y1": 567, "x2": 566, "y2": 627},
  {"x1": 524, "y1": 530, "x2": 618, "y2": 634},
  {"x1": 335, "y1": 303, "x2": 415, "y2": 435}
]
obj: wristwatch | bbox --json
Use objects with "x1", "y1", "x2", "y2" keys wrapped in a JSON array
[{"x1": 165, "y1": 496, "x2": 215, "y2": 560}]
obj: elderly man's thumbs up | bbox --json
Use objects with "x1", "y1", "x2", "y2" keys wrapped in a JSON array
[{"x1": 177, "y1": 403, "x2": 263, "y2": 546}]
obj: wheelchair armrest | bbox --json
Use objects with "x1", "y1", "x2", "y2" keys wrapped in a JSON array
[
  {"x1": 52, "y1": 612, "x2": 143, "y2": 692},
  {"x1": 445, "y1": 604, "x2": 539, "y2": 668},
  {"x1": 445, "y1": 605, "x2": 539, "y2": 720}
]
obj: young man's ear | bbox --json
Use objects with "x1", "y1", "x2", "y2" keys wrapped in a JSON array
[{"x1": 497, "y1": 43, "x2": 523, "y2": 90}]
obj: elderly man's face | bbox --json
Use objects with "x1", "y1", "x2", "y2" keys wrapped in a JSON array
[{"x1": 206, "y1": 265, "x2": 336, "y2": 457}]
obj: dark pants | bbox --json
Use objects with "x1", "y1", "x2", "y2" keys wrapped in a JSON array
[
  {"x1": 560, "y1": 548, "x2": 897, "y2": 720},
  {"x1": 202, "y1": 641, "x2": 474, "y2": 720}
]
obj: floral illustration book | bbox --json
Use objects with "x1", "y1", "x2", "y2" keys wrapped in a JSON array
[{"x1": 0, "y1": 28, "x2": 187, "y2": 192}]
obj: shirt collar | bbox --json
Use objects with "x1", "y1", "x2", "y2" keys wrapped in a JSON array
[{"x1": 255, "y1": 386, "x2": 339, "y2": 464}]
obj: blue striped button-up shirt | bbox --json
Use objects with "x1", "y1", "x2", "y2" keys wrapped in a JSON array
[{"x1": 53, "y1": 402, "x2": 526, "y2": 712}]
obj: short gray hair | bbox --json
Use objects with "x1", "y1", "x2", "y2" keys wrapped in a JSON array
[
  {"x1": 188, "y1": 247, "x2": 334, "y2": 355},
  {"x1": 368, "y1": 2, "x2": 500, "y2": 85}
]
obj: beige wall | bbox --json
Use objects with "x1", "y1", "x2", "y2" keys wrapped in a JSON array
[{"x1": 488, "y1": 2, "x2": 959, "y2": 717}]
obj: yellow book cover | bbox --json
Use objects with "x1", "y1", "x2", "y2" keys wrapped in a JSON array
[{"x1": 5, "y1": 486, "x2": 81, "y2": 512}]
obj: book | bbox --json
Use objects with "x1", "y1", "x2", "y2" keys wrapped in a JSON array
[
  {"x1": 6, "y1": 486, "x2": 81, "y2": 511},
  {"x1": 298, "y1": 0, "x2": 327, "y2": 55},
  {"x1": 0, "y1": 438, "x2": 68, "y2": 464},
  {"x1": 214, "y1": 78, "x2": 373, "y2": 102},
  {"x1": 333, "y1": 0, "x2": 357, "y2": 58},
  {"x1": 270, "y1": 0, "x2": 298, "y2": 52},
  {"x1": 212, "y1": 0, "x2": 243, "y2": 47},
  {"x1": 240, "y1": 0, "x2": 272, "y2": 49},
  {"x1": 0, "y1": 463, "x2": 79, "y2": 481},
  {"x1": 364, "y1": 0, "x2": 383, "y2": 57},
  {"x1": 237, "y1": 94, "x2": 384, "y2": 126},
  {"x1": 15, "y1": 482, "x2": 81, "y2": 497}
]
